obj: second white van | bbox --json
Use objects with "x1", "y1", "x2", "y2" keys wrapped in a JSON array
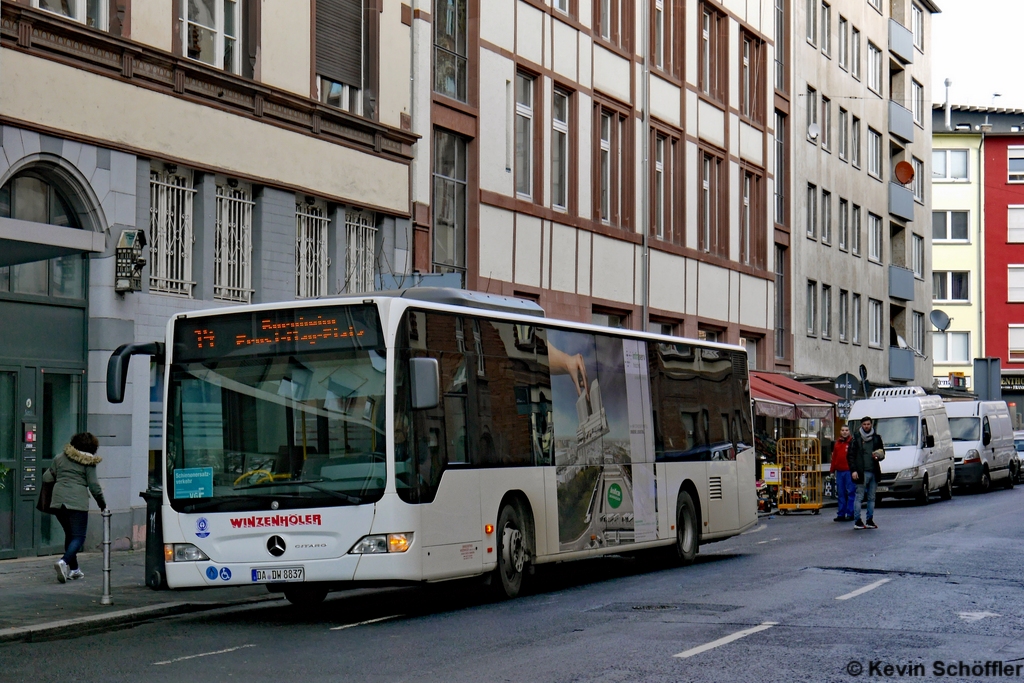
[
  {"x1": 945, "y1": 400, "x2": 1018, "y2": 492},
  {"x1": 847, "y1": 387, "x2": 955, "y2": 504}
]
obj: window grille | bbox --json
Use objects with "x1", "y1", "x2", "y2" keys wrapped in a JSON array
[
  {"x1": 214, "y1": 184, "x2": 254, "y2": 302},
  {"x1": 296, "y1": 202, "x2": 329, "y2": 298},
  {"x1": 149, "y1": 170, "x2": 196, "y2": 297},
  {"x1": 345, "y1": 210, "x2": 377, "y2": 293}
]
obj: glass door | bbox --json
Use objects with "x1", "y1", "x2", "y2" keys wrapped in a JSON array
[
  {"x1": 0, "y1": 370, "x2": 16, "y2": 555},
  {"x1": 36, "y1": 370, "x2": 84, "y2": 553}
]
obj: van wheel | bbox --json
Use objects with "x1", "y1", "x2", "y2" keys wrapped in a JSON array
[
  {"x1": 977, "y1": 468, "x2": 991, "y2": 493},
  {"x1": 916, "y1": 475, "x2": 930, "y2": 506},
  {"x1": 939, "y1": 471, "x2": 953, "y2": 501},
  {"x1": 494, "y1": 503, "x2": 528, "y2": 598},
  {"x1": 1003, "y1": 466, "x2": 1016, "y2": 489},
  {"x1": 673, "y1": 492, "x2": 699, "y2": 565}
]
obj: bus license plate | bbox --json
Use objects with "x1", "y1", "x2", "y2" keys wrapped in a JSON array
[{"x1": 251, "y1": 567, "x2": 304, "y2": 583}]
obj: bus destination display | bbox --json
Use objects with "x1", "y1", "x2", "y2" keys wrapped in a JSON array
[{"x1": 172, "y1": 305, "x2": 382, "y2": 361}]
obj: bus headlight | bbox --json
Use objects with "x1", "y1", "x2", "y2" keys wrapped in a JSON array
[
  {"x1": 350, "y1": 533, "x2": 413, "y2": 554},
  {"x1": 164, "y1": 543, "x2": 210, "y2": 562}
]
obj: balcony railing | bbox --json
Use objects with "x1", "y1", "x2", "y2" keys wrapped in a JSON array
[
  {"x1": 889, "y1": 182, "x2": 915, "y2": 222},
  {"x1": 889, "y1": 100, "x2": 915, "y2": 144},
  {"x1": 888, "y1": 264, "x2": 915, "y2": 301},
  {"x1": 889, "y1": 347, "x2": 916, "y2": 382},
  {"x1": 888, "y1": 19, "x2": 915, "y2": 64}
]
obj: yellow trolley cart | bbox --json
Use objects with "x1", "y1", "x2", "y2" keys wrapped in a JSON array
[{"x1": 776, "y1": 437, "x2": 822, "y2": 514}]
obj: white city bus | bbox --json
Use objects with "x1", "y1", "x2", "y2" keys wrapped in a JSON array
[{"x1": 108, "y1": 288, "x2": 757, "y2": 604}]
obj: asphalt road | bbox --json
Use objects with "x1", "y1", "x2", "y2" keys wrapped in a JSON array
[{"x1": 4, "y1": 485, "x2": 1024, "y2": 683}]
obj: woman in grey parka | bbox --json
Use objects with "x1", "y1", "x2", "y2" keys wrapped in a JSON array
[{"x1": 43, "y1": 432, "x2": 107, "y2": 583}]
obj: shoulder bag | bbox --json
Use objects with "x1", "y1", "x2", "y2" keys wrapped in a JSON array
[{"x1": 36, "y1": 468, "x2": 55, "y2": 514}]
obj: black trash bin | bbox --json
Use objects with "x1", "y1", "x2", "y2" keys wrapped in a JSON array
[{"x1": 139, "y1": 488, "x2": 167, "y2": 589}]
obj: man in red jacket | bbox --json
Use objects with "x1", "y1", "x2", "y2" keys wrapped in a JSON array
[{"x1": 830, "y1": 425, "x2": 855, "y2": 522}]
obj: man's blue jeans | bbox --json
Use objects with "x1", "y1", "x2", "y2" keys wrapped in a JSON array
[{"x1": 853, "y1": 471, "x2": 877, "y2": 522}]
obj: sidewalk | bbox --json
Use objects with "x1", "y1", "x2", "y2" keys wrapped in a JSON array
[{"x1": 0, "y1": 551, "x2": 278, "y2": 643}]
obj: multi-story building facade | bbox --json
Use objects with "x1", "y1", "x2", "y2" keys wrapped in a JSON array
[
  {"x1": 0, "y1": 1, "x2": 417, "y2": 557},
  {"x1": 789, "y1": 0, "x2": 937, "y2": 392},
  {"x1": 406, "y1": 0, "x2": 780, "y2": 368}
]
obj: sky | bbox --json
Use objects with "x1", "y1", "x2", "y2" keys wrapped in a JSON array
[{"x1": 932, "y1": 0, "x2": 1024, "y2": 111}]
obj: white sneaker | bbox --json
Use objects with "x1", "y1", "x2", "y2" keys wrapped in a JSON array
[
  {"x1": 54, "y1": 560, "x2": 69, "y2": 584},
  {"x1": 68, "y1": 569, "x2": 84, "y2": 580}
]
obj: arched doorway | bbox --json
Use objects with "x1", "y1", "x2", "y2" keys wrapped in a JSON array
[{"x1": 0, "y1": 170, "x2": 91, "y2": 558}]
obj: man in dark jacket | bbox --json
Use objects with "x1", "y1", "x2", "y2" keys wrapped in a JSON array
[{"x1": 849, "y1": 416, "x2": 884, "y2": 530}]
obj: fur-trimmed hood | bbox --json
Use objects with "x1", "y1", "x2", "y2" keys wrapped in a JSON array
[{"x1": 64, "y1": 443, "x2": 102, "y2": 466}]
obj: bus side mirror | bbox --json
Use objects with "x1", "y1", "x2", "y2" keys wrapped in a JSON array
[
  {"x1": 926, "y1": 435, "x2": 935, "y2": 448},
  {"x1": 106, "y1": 342, "x2": 165, "y2": 403},
  {"x1": 409, "y1": 358, "x2": 440, "y2": 410}
]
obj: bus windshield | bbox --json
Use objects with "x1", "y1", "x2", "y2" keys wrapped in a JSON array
[
  {"x1": 873, "y1": 417, "x2": 919, "y2": 448},
  {"x1": 948, "y1": 417, "x2": 980, "y2": 442},
  {"x1": 166, "y1": 305, "x2": 386, "y2": 513}
]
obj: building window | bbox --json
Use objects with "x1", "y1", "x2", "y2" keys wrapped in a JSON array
[
  {"x1": 820, "y1": 2, "x2": 831, "y2": 56},
  {"x1": 838, "y1": 108, "x2": 848, "y2": 160},
  {"x1": 933, "y1": 331, "x2": 969, "y2": 363},
  {"x1": 697, "y1": 328, "x2": 721, "y2": 343},
  {"x1": 1008, "y1": 207, "x2": 1024, "y2": 242},
  {"x1": 932, "y1": 271, "x2": 969, "y2": 302},
  {"x1": 912, "y1": 234, "x2": 924, "y2": 277},
  {"x1": 868, "y1": 212, "x2": 882, "y2": 262},
  {"x1": 806, "y1": 280, "x2": 818, "y2": 335},
  {"x1": 651, "y1": 0, "x2": 680, "y2": 75},
  {"x1": 556, "y1": 0, "x2": 570, "y2": 13},
  {"x1": 651, "y1": 130, "x2": 680, "y2": 244},
  {"x1": 183, "y1": 0, "x2": 241, "y2": 73},
  {"x1": 912, "y1": 311, "x2": 925, "y2": 353},
  {"x1": 1008, "y1": 266, "x2": 1024, "y2": 302},
  {"x1": 515, "y1": 72, "x2": 535, "y2": 199},
  {"x1": 775, "y1": 245, "x2": 787, "y2": 358},
  {"x1": 1008, "y1": 147, "x2": 1024, "y2": 182},
  {"x1": 316, "y1": 0, "x2": 373, "y2": 116},
  {"x1": 775, "y1": 0, "x2": 786, "y2": 92},
  {"x1": 912, "y1": 157, "x2": 925, "y2": 200},
  {"x1": 867, "y1": 128, "x2": 882, "y2": 178},
  {"x1": 1010, "y1": 327, "x2": 1024, "y2": 362},
  {"x1": 741, "y1": 34, "x2": 765, "y2": 123},
  {"x1": 774, "y1": 113, "x2": 786, "y2": 225},
  {"x1": 932, "y1": 211, "x2": 968, "y2": 241},
  {"x1": 295, "y1": 199, "x2": 329, "y2": 299},
  {"x1": 214, "y1": 182, "x2": 254, "y2": 303},
  {"x1": 149, "y1": 169, "x2": 196, "y2": 297},
  {"x1": 593, "y1": 310, "x2": 628, "y2": 329},
  {"x1": 868, "y1": 299, "x2": 882, "y2": 348},
  {"x1": 701, "y1": 5, "x2": 726, "y2": 103},
  {"x1": 655, "y1": 134, "x2": 666, "y2": 239},
  {"x1": 433, "y1": 129, "x2": 468, "y2": 282},
  {"x1": 741, "y1": 172, "x2": 752, "y2": 264},
  {"x1": 596, "y1": 106, "x2": 631, "y2": 228},
  {"x1": 806, "y1": 86, "x2": 818, "y2": 143},
  {"x1": 912, "y1": 3, "x2": 924, "y2": 50},
  {"x1": 852, "y1": 293, "x2": 861, "y2": 344},
  {"x1": 821, "y1": 96, "x2": 832, "y2": 150},
  {"x1": 740, "y1": 170, "x2": 764, "y2": 267},
  {"x1": 868, "y1": 0, "x2": 881, "y2": 11},
  {"x1": 434, "y1": 0, "x2": 468, "y2": 102},
  {"x1": 597, "y1": 0, "x2": 631, "y2": 50},
  {"x1": 806, "y1": 183, "x2": 818, "y2": 238},
  {"x1": 345, "y1": 210, "x2": 377, "y2": 294},
  {"x1": 805, "y1": 0, "x2": 817, "y2": 45},
  {"x1": 933, "y1": 149, "x2": 968, "y2": 181},
  {"x1": 839, "y1": 198, "x2": 849, "y2": 250},
  {"x1": 850, "y1": 26, "x2": 861, "y2": 79},
  {"x1": 821, "y1": 284, "x2": 832, "y2": 339},
  {"x1": 318, "y1": 77, "x2": 362, "y2": 115},
  {"x1": 912, "y1": 80, "x2": 924, "y2": 125},
  {"x1": 741, "y1": 337, "x2": 759, "y2": 370},
  {"x1": 838, "y1": 16, "x2": 848, "y2": 69},
  {"x1": 839, "y1": 289, "x2": 849, "y2": 341},
  {"x1": 851, "y1": 116, "x2": 861, "y2": 167},
  {"x1": 552, "y1": 88, "x2": 570, "y2": 211},
  {"x1": 648, "y1": 320, "x2": 677, "y2": 336},
  {"x1": 32, "y1": 0, "x2": 107, "y2": 28},
  {"x1": 700, "y1": 149, "x2": 726, "y2": 255},
  {"x1": 851, "y1": 204, "x2": 862, "y2": 256},
  {"x1": 821, "y1": 190, "x2": 832, "y2": 245}
]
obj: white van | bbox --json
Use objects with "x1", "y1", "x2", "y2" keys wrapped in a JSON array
[
  {"x1": 846, "y1": 387, "x2": 955, "y2": 504},
  {"x1": 944, "y1": 400, "x2": 1018, "y2": 492}
]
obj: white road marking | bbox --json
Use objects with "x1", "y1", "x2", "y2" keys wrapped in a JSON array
[
  {"x1": 741, "y1": 524, "x2": 768, "y2": 535},
  {"x1": 958, "y1": 611, "x2": 1000, "y2": 622},
  {"x1": 330, "y1": 614, "x2": 404, "y2": 631},
  {"x1": 673, "y1": 622, "x2": 778, "y2": 659},
  {"x1": 835, "y1": 578, "x2": 891, "y2": 601},
  {"x1": 153, "y1": 644, "x2": 255, "y2": 666}
]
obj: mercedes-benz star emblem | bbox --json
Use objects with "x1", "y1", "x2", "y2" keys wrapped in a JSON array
[{"x1": 267, "y1": 535, "x2": 286, "y2": 557}]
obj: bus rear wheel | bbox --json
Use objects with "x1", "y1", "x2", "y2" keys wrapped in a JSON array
[
  {"x1": 674, "y1": 492, "x2": 698, "y2": 565},
  {"x1": 495, "y1": 503, "x2": 528, "y2": 598}
]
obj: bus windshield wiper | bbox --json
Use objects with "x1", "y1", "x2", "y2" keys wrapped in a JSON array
[{"x1": 234, "y1": 479, "x2": 363, "y2": 505}]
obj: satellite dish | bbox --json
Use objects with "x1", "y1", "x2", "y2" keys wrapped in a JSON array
[
  {"x1": 808, "y1": 123, "x2": 820, "y2": 140},
  {"x1": 859, "y1": 364, "x2": 868, "y2": 382},
  {"x1": 930, "y1": 309, "x2": 951, "y2": 332},
  {"x1": 894, "y1": 160, "x2": 915, "y2": 185}
]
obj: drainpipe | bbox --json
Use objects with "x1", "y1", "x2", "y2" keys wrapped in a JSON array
[
  {"x1": 944, "y1": 78, "x2": 952, "y2": 131},
  {"x1": 640, "y1": 0, "x2": 651, "y2": 331}
]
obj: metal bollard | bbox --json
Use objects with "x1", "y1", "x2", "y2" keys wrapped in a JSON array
[{"x1": 100, "y1": 509, "x2": 113, "y2": 606}]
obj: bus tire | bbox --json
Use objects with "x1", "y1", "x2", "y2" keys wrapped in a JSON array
[
  {"x1": 495, "y1": 503, "x2": 528, "y2": 598},
  {"x1": 284, "y1": 585, "x2": 328, "y2": 607},
  {"x1": 674, "y1": 492, "x2": 698, "y2": 565}
]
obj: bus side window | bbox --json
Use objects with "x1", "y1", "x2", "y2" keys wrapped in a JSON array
[{"x1": 649, "y1": 342, "x2": 702, "y2": 461}]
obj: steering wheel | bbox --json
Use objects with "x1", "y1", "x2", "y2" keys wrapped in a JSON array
[{"x1": 233, "y1": 469, "x2": 275, "y2": 486}]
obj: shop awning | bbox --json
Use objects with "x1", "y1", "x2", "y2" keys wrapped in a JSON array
[{"x1": 750, "y1": 372, "x2": 837, "y2": 420}]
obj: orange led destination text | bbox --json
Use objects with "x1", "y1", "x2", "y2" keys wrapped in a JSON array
[{"x1": 233, "y1": 316, "x2": 366, "y2": 348}]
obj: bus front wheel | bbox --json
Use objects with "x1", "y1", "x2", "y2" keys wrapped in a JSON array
[
  {"x1": 495, "y1": 503, "x2": 528, "y2": 598},
  {"x1": 284, "y1": 585, "x2": 328, "y2": 608},
  {"x1": 675, "y1": 492, "x2": 698, "y2": 565}
]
